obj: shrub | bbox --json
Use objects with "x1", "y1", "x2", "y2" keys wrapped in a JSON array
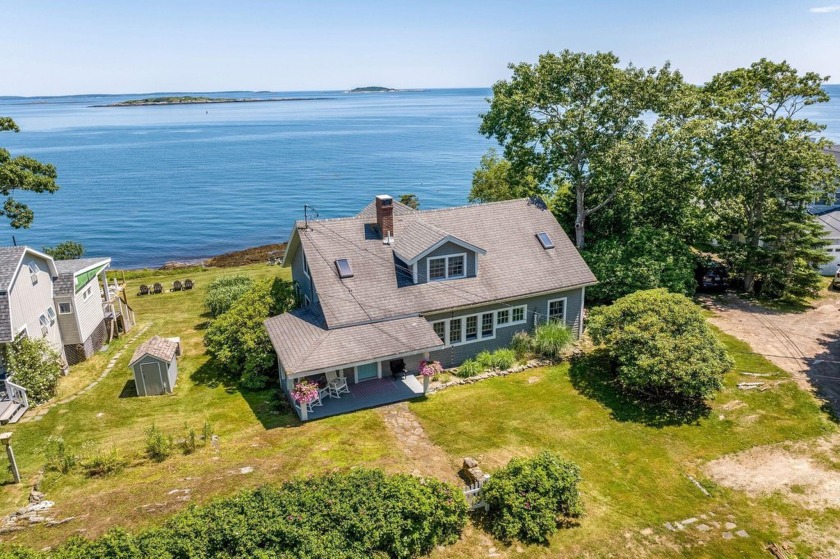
[
  {"x1": 482, "y1": 451, "x2": 583, "y2": 544},
  {"x1": 583, "y1": 227, "x2": 696, "y2": 304},
  {"x1": 491, "y1": 349, "x2": 516, "y2": 370},
  {"x1": 203, "y1": 275, "x2": 254, "y2": 318},
  {"x1": 42, "y1": 240, "x2": 84, "y2": 261},
  {"x1": 145, "y1": 424, "x2": 173, "y2": 462},
  {"x1": 34, "y1": 469, "x2": 468, "y2": 559},
  {"x1": 531, "y1": 321, "x2": 574, "y2": 360},
  {"x1": 510, "y1": 331, "x2": 532, "y2": 360},
  {"x1": 44, "y1": 436, "x2": 77, "y2": 474},
  {"x1": 4, "y1": 337, "x2": 63, "y2": 405},
  {"x1": 204, "y1": 278, "x2": 297, "y2": 386},
  {"x1": 80, "y1": 448, "x2": 126, "y2": 477},
  {"x1": 181, "y1": 423, "x2": 198, "y2": 455},
  {"x1": 201, "y1": 420, "x2": 214, "y2": 445},
  {"x1": 456, "y1": 358, "x2": 482, "y2": 378},
  {"x1": 475, "y1": 350, "x2": 495, "y2": 370},
  {"x1": 588, "y1": 288, "x2": 734, "y2": 401}
]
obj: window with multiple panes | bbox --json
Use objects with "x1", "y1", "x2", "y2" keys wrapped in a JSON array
[
  {"x1": 449, "y1": 319, "x2": 462, "y2": 344},
  {"x1": 548, "y1": 298, "x2": 566, "y2": 322},
  {"x1": 447, "y1": 255, "x2": 464, "y2": 278},
  {"x1": 512, "y1": 306, "x2": 525, "y2": 323},
  {"x1": 481, "y1": 312, "x2": 494, "y2": 337},
  {"x1": 28, "y1": 262, "x2": 40, "y2": 285},
  {"x1": 496, "y1": 309, "x2": 509, "y2": 325},
  {"x1": 58, "y1": 302, "x2": 72, "y2": 314},
  {"x1": 82, "y1": 285, "x2": 93, "y2": 301},
  {"x1": 47, "y1": 307, "x2": 56, "y2": 325},
  {"x1": 432, "y1": 321, "x2": 445, "y2": 342},
  {"x1": 429, "y1": 257, "x2": 446, "y2": 280},
  {"x1": 465, "y1": 315, "x2": 478, "y2": 340}
]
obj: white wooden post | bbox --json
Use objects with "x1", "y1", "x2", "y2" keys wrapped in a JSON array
[
  {"x1": 299, "y1": 403, "x2": 308, "y2": 421},
  {"x1": 0, "y1": 433, "x2": 19, "y2": 484},
  {"x1": 423, "y1": 375, "x2": 430, "y2": 394}
]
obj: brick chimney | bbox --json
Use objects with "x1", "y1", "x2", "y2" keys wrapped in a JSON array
[{"x1": 375, "y1": 195, "x2": 394, "y2": 240}]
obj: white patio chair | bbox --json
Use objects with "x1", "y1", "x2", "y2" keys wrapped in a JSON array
[
  {"x1": 325, "y1": 371, "x2": 350, "y2": 398},
  {"x1": 318, "y1": 382, "x2": 332, "y2": 401}
]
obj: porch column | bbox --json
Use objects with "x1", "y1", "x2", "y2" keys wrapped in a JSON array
[{"x1": 101, "y1": 269, "x2": 109, "y2": 303}]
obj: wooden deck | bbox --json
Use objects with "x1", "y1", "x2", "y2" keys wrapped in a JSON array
[{"x1": 304, "y1": 375, "x2": 425, "y2": 420}]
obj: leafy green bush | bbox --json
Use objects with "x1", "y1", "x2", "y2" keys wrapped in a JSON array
[
  {"x1": 510, "y1": 331, "x2": 532, "y2": 360},
  {"x1": 588, "y1": 288, "x2": 734, "y2": 401},
  {"x1": 531, "y1": 321, "x2": 574, "y2": 360},
  {"x1": 44, "y1": 436, "x2": 77, "y2": 474},
  {"x1": 22, "y1": 469, "x2": 467, "y2": 559},
  {"x1": 491, "y1": 349, "x2": 516, "y2": 370},
  {"x1": 482, "y1": 451, "x2": 583, "y2": 544},
  {"x1": 583, "y1": 227, "x2": 697, "y2": 304},
  {"x1": 80, "y1": 448, "x2": 126, "y2": 477},
  {"x1": 204, "y1": 278, "x2": 297, "y2": 387},
  {"x1": 203, "y1": 275, "x2": 254, "y2": 317},
  {"x1": 475, "y1": 350, "x2": 495, "y2": 370},
  {"x1": 181, "y1": 423, "x2": 198, "y2": 455},
  {"x1": 42, "y1": 240, "x2": 84, "y2": 260},
  {"x1": 4, "y1": 337, "x2": 63, "y2": 405},
  {"x1": 456, "y1": 358, "x2": 482, "y2": 378},
  {"x1": 145, "y1": 424, "x2": 173, "y2": 462}
]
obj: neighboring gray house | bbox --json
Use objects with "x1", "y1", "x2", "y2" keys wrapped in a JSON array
[
  {"x1": 265, "y1": 195, "x2": 597, "y2": 420},
  {"x1": 129, "y1": 335, "x2": 180, "y2": 396},
  {"x1": 814, "y1": 209, "x2": 840, "y2": 276}
]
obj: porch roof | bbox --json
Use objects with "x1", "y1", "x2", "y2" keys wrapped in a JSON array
[{"x1": 264, "y1": 303, "x2": 444, "y2": 377}]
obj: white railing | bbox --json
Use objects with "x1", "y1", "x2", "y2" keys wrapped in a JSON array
[
  {"x1": 464, "y1": 479, "x2": 489, "y2": 511},
  {"x1": 4, "y1": 378, "x2": 28, "y2": 409}
]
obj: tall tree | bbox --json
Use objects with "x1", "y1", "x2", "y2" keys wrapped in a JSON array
[
  {"x1": 700, "y1": 59, "x2": 840, "y2": 295},
  {"x1": 43, "y1": 241, "x2": 85, "y2": 260},
  {"x1": 0, "y1": 117, "x2": 60, "y2": 228},
  {"x1": 478, "y1": 50, "x2": 683, "y2": 248}
]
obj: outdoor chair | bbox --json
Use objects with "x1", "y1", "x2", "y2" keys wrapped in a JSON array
[
  {"x1": 325, "y1": 371, "x2": 350, "y2": 398},
  {"x1": 184, "y1": 279, "x2": 194, "y2": 290},
  {"x1": 138, "y1": 284, "x2": 150, "y2": 296},
  {"x1": 152, "y1": 283, "x2": 163, "y2": 294},
  {"x1": 172, "y1": 280, "x2": 183, "y2": 292}
]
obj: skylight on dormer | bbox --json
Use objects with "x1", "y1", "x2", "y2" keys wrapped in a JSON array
[
  {"x1": 536, "y1": 232, "x2": 555, "y2": 249},
  {"x1": 335, "y1": 259, "x2": 354, "y2": 279}
]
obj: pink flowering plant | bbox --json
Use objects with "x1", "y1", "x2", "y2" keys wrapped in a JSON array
[
  {"x1": 419, "y1": 359, "x2": 443, "y2": 377},
  {"x1": 291, "y1": 379, "x2": 319, "y2": 404}
]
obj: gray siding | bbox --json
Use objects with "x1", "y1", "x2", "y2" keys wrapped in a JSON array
[
  {"x1": 292, "y1": 248, "x2": 317, "y2": 305},
  {"x1": 132, "y1": 355, "x2": 176, "y2": 396},
  {"x1": 415, "y1": 241, "x2": 477, "y2": 285},
  {"x1": 54, "y1": 295, "x2": 80, "y2": 344},
  {"x1": 8, "y1": 254, "x2": 63, "y2": 356},
  {"x1": 73, "y1": 279, "x2": 106, "y2": 343},
  {"x1": 424, "y1": 288, "x2": 584, "y2": 369}
]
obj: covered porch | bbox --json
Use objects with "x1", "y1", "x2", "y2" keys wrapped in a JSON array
[{"x1": 302, "y1": 375, "x2": 424, "y2": 420}]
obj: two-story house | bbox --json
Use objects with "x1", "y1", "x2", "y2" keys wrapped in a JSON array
[{"x1": 265, "y1": 195, "x2": 597, "y2": 420}]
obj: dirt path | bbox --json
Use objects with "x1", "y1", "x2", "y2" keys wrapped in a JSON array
[
  {"x1": 377, "y1": 402, "x2": 462, "y2": 485},
  {"x1": 703, "y1": 292, "x2": 840, "y2": 415}
]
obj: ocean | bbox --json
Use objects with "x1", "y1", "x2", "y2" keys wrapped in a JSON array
[{"x1": 1, "y1": 86, "x2": 839, "y2": 268}]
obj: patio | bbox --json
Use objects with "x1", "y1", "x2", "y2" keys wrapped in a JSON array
[{"x1": 303, "y1": 375, "x2": 425, "y2": 420}]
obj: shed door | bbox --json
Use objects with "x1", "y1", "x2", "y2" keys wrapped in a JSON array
[{"x1": 140, "y1": 362, "x2": 164, "y2": 395}]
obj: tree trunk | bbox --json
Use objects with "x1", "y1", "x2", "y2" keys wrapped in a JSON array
[{"x1": 575, "y1": 184, "x2": 586, "y2": 249}]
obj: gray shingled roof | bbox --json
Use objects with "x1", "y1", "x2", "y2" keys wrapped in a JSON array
[
  {"x1": 54, "y1": 257, "x2": 111, "y2": 296},
  {"x1": 0, "y1": 247, "x2": 28, "y2": 294},
  {"x1": 264, "y1": 303, "x2": 444, "y2": 376},
  {"x1": 391, "y1": 220, "x2": 485, "y2": 264},
  {"x1": 130, "y1": 335, "x2": 179, "y2": 365},
  {"x1": 817, "y1": 209, "x2": 840, "y2": 242},
  {"x1": 290, "y1": 198, "x2": 597, "y2": 329},
  {"x1": 355, "y1": 199, "x2": 417, "y2": 219}
]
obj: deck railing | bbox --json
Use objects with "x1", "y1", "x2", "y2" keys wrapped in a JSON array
[{"x1": 4, "y1": 378, "x2": 28, "y2": 409}]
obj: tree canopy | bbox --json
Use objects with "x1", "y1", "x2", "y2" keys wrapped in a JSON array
[
  {"x1": 0, "y1": 117, "x2": 60, "y2": 228},
  {"x1": 43, "y1": 241, "x2": 85, "y2": 261}
]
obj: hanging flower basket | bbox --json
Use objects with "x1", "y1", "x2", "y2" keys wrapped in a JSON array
[
  {"x1": 419, "y1": 359, "x2": 443, "y2": 377},
  {"x1": 292, "y1": 380, "x2": 319, "y2": 405}
]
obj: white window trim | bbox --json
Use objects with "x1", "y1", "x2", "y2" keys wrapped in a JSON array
[
  {"x1": 47, "y1": 306, "x2": 56, "y2": 324},
  {"x1": 499, "y1": 305, "x2": 527, "y2": 326},
  {"x1": 432, "y1": 320, "x2": 446, "y2": 342},
  {"x1": 437, "y1": 310, "x2": 497, "y2": 348},
  {"x1": 304, "y1": 293, "x2": 311, "y2": 307},
  {"x1": 547, "y1": 297, "x2": 568, "y2": 324},
  {"x1": 58, "y1": 302, "x2": 73, "y2": 314},
  {"x1": 427, "y1": 252, "x2": 467, "y2": 281},
  {"x1": 302, "y1": 252, "x2": 310, "y2": 279}
]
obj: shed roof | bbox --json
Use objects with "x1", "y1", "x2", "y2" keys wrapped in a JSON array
[
  {"x1": 264, "y1": 303, "x2": 444, "y2": 377},
  {"x1": 130, "y1": 335, "x2": 179, "y2": 366}
]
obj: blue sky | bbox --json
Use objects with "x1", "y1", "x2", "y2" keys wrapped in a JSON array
[{"x1": 4, "y1": 0, "x2": 840, "y2": 95}]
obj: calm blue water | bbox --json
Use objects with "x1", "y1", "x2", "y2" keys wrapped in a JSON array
[{"x1": 1, "y1": 86, "x2": 839, "y2": 268}]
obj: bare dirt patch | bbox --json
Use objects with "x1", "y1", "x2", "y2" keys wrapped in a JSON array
[{"x1": 705, "y1": 435, "x2": 840, "y2": 510}]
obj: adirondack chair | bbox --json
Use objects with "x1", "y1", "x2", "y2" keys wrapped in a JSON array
[
  {"x1": 138, "y1": 284, "x2": 150, "y2": 296},
  {"x1": 172, "y1": 280, "x2": 183, "y2": 292},
  {"x1": 184, "y1": 279, "x2": 194, "y2": 290},
  {"x1": 152, "y1": 283, "x2": 163, "y2": 295}
]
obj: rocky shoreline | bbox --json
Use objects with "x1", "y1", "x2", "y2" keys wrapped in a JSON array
[{"x1": 156, "y1": 243, "x2": 286, "y2": 270}]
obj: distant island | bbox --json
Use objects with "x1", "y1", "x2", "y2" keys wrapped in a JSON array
[
  {"x1": 346, "y1": 86, "x2": 423, "y2": 93},
  {"x1": 97, "y1": 95, "x2": 328, "y2": 107}
]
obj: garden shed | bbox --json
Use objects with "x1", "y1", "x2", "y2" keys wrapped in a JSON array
[{"x1": 129, "y1": 335, "x2": 181, "y2": 396}]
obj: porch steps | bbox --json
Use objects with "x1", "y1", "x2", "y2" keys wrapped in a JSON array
[{"x1": 0, "y1": 402, "x2": 27, "y2": 424}]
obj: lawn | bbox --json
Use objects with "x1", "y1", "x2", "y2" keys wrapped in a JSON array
[
  {"x1": 412, "y1": 330, "x2": 839, "y2": 558},
  {"x1": 0, "y1": 264, "x2": 413, "y2": 549}
]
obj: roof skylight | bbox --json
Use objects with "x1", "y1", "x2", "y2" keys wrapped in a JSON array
[
  {"x1": 536, "y1": 232, "x2": 555, "y2": 249},
  {"x1": 335, "y1": 258, "x2": 354, "y2": 279}
]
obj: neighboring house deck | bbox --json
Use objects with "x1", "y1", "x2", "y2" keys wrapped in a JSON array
[{"x1": 265, "y1": 195, "x2": 597, "y2": 420}]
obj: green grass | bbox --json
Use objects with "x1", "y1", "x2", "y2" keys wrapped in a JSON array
[
  {"x1": 412, "y1": 329, "x2": 838, "y2": 558},
  {"x1": 0, "y1": 264, "x2": 411, "y2": 549}
]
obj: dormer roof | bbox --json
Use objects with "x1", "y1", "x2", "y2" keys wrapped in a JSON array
[{"x1": 392, "y1": 220, "x2": 486, "y2": 265}]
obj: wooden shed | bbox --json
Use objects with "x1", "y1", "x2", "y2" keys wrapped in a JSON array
[{"x1": 129, "y1": 335, "x2": 180, "y2": 396}]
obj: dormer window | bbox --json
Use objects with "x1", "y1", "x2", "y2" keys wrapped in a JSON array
[{"x1": 428, "y1": 253, "x2": 466, "y2": 281}]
